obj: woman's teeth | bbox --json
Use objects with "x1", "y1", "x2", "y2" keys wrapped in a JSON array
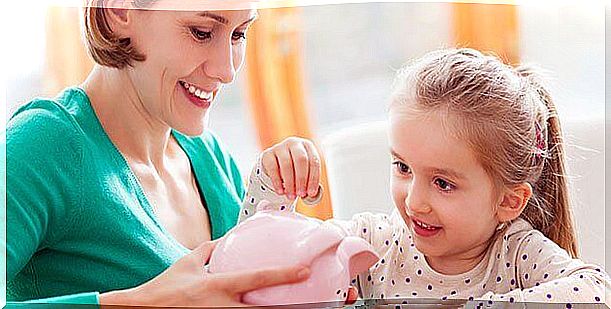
[{"x1": 181, "y1": 81, "x2": 213, "y2": 101}]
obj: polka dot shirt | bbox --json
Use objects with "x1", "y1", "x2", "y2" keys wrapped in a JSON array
[{"x1": 240, "y1": 160, "x2": 611, "y2": 306}]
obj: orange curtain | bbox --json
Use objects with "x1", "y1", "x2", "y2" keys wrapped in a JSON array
[
  {"x1": 44, "y1": 6, "x2": 93, "y2": 95},
  {"x1": 452, "y1": 3, "x2": 519, "y2": 64},
  {"x1": 244, "y1": 7, "x2": 333, "y2": 220}
]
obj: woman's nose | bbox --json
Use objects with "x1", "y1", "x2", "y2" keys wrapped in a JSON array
[{"x1": 203, "y1": 40, "x2": 236, "y2": 84}]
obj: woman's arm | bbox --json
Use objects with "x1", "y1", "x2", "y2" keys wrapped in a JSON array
[
  {"x1": 6, "y1": 104, "x2": 104, "y2": 304},
  {"x1": 97, "y1": 241, "x2": 311, "y2": 307}
]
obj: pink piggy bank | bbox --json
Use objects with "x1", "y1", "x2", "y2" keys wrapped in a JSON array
[{"x1": 208, "y1": 210, "x2": 379, "y2": 306}]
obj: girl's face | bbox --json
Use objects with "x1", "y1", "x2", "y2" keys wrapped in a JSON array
[
  {"x1": 389, "y1": 107, "x2": 502, "y2": 268},
  {"x1": 122, "y1": 8, "x2": 257, "y2": 135}
]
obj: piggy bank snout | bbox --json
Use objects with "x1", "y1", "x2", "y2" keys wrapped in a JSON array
[{"x1": 337, "y1": 237, "x2": 380, "y2": 279}]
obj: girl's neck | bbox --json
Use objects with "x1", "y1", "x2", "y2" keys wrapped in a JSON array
[
  {"x1": 81, "y1": 65, "x2": 176, "y2": 168},
  {"x1": 424, "y1": 237, "x2": 493, "y2": 275}
]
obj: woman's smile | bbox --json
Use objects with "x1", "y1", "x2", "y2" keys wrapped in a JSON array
[{"x1": 178, "y1": 80, "x2": 215, "y2": 109}]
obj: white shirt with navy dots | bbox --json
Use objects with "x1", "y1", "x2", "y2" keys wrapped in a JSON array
[{"x1": 239, "y1": 160, "x2": 610, "y2": 307}]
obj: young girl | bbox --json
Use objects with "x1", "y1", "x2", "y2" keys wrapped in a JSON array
[{"x1": 239, "y1": 48, "x2": 610, "y2": 306}]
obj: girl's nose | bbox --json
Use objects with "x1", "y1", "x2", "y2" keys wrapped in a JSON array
[{"x1": 405, "y1": 181, "x2": 432, "y2": 214}]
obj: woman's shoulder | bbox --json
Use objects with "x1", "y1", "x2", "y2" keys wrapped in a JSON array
[
  {"x1": 7, "y1": 87, "x2": 87, "y2": 159},
  {"x1": 8, "y1": 87, "x2": 88, "y2": 136}
]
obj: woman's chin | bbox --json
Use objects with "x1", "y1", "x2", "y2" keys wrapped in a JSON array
[{"x1": 172, "y1": 122, "x2": 206, "y2": 137}]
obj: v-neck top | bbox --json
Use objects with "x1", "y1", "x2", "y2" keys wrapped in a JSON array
[{"x1": 5, "y1": 87, "x2": 245, "y2": 304}]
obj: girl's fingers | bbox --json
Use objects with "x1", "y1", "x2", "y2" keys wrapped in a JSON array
[
  {"x1": 289, "y1": 142, "x2": 309, "y2": 198},
  {"x1": 261, "y1": 152, "x2": 284, "y2": 194},
  {"x1": 303, "y1": 141, "x2": 321, "y2": 197},
  {"x1": 275, "y1": 146, "x2": 295, "y2": 199}
]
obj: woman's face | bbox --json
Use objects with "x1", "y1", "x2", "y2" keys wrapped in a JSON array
[{"x1": 124, "y1": 9, "x2": 257, "y2": 135}]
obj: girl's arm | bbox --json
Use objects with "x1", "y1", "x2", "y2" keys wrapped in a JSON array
[
  {"x1": 480, "y1": 231, "x2": 610, "y2": 306},
  {"x1": 238, "y1": 155, "x2": 391, "y2": 243}
]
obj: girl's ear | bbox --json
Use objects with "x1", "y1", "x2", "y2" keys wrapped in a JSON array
[{"x1": 496, "y1": 182, "x2": 533, "y2": 223}]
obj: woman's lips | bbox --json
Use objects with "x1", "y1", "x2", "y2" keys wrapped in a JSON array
[{"x1": 178, "y1": 80, "x2": 213, "y2": 108}]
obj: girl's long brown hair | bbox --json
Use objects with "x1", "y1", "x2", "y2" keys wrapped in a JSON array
[{"x1": 391, "y1": 48, "x2": 578, "y2": 257}]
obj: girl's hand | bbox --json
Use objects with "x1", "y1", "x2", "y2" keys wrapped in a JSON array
[
  {"x1": 260, "y1": 137, "x2": 321, "y2": 200},
  {"x1": 98, "y1": 240, "x2": 311, "y2": 307}
]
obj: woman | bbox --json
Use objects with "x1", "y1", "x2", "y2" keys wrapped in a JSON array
[{"x1": 6, "y1": 1, "x2": 331, "y2": 306}]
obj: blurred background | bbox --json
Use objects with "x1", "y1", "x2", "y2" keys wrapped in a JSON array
[{"x1": 4, "y1": 2, "x2": 606, "y2": 267}]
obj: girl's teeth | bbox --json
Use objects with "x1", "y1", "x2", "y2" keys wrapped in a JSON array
[
  {"x1": 189, "y1": 86, "x2": 196, "y2": 94},
  {"x1": 416, "y1": 220, "x2": 437, "y2": 230},
  {"x1": 195, "y1": 89, "x2": 201, "y2": 97}
]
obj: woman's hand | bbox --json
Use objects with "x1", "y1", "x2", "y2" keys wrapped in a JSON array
[
  {"x1": 98, "y1": 240, "x2": 311, "y2": 307},
  {"x1": 260, "y1": 137, "x2": 321, "y2": 200}
]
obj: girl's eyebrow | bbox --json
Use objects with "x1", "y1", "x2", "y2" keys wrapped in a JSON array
[
  {"x1": 390, "y1": 148, "x2": 465, "y2": 180},
  {"x1": 430, "y1": 168, "x2": 465, "y2": 181}
]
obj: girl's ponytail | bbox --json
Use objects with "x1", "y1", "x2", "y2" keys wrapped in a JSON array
[{"x1": 517, "y1": 66, "x2": 578, "y2": 258}]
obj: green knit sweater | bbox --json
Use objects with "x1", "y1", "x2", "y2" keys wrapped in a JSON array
[{"x1": 5, "y1": 87, "x2": 245, "y2": 305}]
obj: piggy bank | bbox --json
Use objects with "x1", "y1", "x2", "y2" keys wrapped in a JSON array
[{"x1": 208, "y1": 210, "x2": 379, "y2": 306}]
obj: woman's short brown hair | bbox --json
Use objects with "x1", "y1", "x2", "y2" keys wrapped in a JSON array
[{"x1": 83, "y1": 0, "x2": 151, "y2": 69}]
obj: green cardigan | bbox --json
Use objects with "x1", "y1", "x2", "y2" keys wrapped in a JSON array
[{"x1": 5, "y1": 87, "x2": 245, "y2": 305}]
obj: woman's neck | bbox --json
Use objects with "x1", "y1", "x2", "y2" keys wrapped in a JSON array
[{"x1": 81, "y1": 65, "x2": 175, "y2": 167}]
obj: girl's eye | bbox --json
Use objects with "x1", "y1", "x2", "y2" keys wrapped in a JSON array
[
  {"x1": 392, "y1": 161, "x2": 411, "y2": 176},
  {"x1": 434, "y1": 178, "x2": 455, "y2": 192},
  {"x1": 190, "y1": 27, "x2": 212, "y2": 41},
  {"x1": 232, "y1": 31, "x2": 247, "y2": 42}
]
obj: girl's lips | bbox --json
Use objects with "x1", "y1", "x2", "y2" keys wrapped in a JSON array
[{"x1": 411, "y1": 217, "x2": 442, "y2": 238}]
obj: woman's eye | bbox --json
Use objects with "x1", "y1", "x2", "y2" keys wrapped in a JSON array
[
  {"x1": 190, "y1": 27, "x2": 212, "y2": 41},
  {"x1": 232, "y1": 31, "x2": 247, "y2": 42},
  {"x1": 434, "y1": 178, "x2": 454, "y2": 192},
  {"x1": 392, "y1": 161, "x2": 411, "y2": 175}
]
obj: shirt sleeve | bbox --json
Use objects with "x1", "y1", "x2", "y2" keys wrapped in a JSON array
[
  {"x1": 7, "y1": 292, "x2": 100, "y2": 305},
  {"x1": 5, "y1": 103, "x2": 100, "y2": 305},
  {"x1": 238, "y1": 156, "x2": 297, "y2": 223},
  {"x1": 480, "y1": 230, "x2": 610, "y2": 306}
]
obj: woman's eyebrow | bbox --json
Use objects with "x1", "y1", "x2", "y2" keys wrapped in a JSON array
[
  {"x1": 196, "y1": 12, "x2": 258, "y2": 27},
  {"x1": 197, "y1": 12, "x2": 228, "y2": 25},
  {"x1": 239, "y1": 14, "x2": 258, "y2": 27},
  {"x1": 390, "y1": 148, "x2": 405, "y2": 161}
]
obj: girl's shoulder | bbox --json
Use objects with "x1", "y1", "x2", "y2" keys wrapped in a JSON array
[{"x1": 497, "y1": 218, "x2": 572, "y2": 267}]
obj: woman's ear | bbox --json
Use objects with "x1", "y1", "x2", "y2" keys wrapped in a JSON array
[
  {"x1": 103, "y1": 0, "x2": 134, "y2": 37},
  {"x1": 496, "y1": 182, "x2": 533, "y2": 223}
]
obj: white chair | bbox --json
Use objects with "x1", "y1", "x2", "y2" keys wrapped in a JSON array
[{"x1": 321, "y1": 118, "x2": 605, "y2": 268}]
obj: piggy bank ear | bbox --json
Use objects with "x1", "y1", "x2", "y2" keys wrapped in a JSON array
[
  {"x1": 295, "y1": 224, "x2": 344, "y2": 264},
  {"x1": 337, "y1": 237, "x2": 380, "y2": 278}
]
